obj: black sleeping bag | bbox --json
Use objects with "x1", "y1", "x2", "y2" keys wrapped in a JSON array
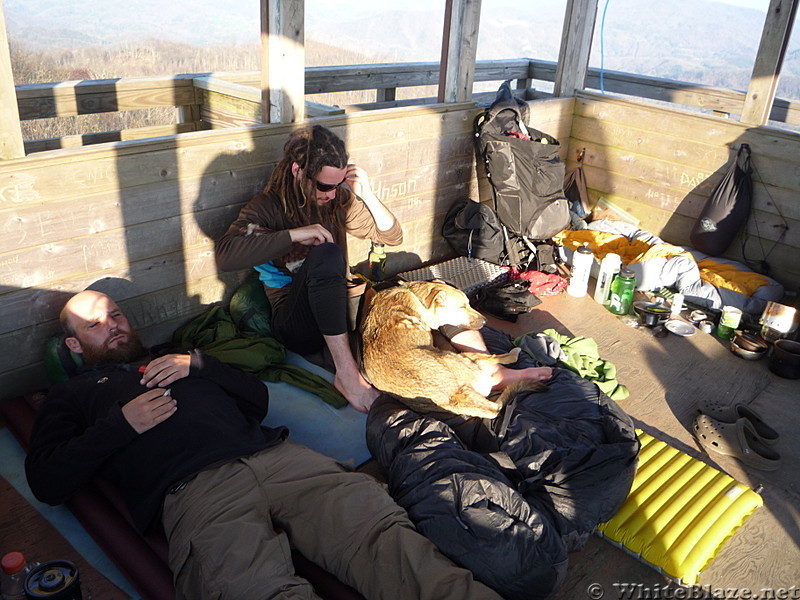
[{"x1": 366, "y1": 327, "x2": 639, "y2": 600}]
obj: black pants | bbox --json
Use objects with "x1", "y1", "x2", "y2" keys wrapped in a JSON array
[{"x1": 271, "y1": 242, "x2": 348, "y2": 354}]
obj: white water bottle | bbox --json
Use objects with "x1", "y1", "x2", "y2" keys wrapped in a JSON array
[
  {"x1": 567, "y1": 243, "x2": 594, "y2": 298},
  {"x1": 594, "y1": 253, "x2": 622, "y2": 304}
]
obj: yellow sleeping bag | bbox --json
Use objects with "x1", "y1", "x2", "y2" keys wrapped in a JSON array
[{"x1": 597, "y1": 429, "x2": 763, "y2": 585}]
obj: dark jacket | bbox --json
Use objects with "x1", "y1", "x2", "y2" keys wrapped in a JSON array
[{"x1": 25, "y1": 350, "x2": 286, "y2": 533}]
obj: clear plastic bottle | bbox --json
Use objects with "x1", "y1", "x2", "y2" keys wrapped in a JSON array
[
  {"x1": 567, "y1": 243, "x2": 594, "y2": 298},
  {"x1": 2, "y1": 552, "x2": 32, "y2": 600},
  {"x1": 593, "y1": 252, "x2": 621, "y2": 305},
  {"x1": 670, "y1": 292, "x2": 685, "y2": 318},
  {"x1": 368, "y1": 242, "x2": 387, "y2": 282},
  {"x1": 607, "y1": 267, "x2": 636, "y2": 315}
]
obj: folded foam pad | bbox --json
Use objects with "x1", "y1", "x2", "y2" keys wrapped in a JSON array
[
  {"x1": 596, "y1": 429, "x2": 763, "y2": 585},
  {"x1": 398, "y1": 256, "x2": 509, "y2": 296}
]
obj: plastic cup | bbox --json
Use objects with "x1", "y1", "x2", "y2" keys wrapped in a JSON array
[{"x1": 717, "y1": 306, "x2": 742, "y2": 339}]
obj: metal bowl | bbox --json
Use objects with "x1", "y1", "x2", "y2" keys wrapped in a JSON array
[
  {"x1": 732, "y1": 330, "x2": 769, "y2": 352},
  {"x1": 633, "y1": 301, "x2": 670, "y2": 327},
  {"x1": 730, "y1": 338, "x2": 767, "y2": 361}
]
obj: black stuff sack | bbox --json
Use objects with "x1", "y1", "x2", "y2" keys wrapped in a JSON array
[
  {"x1": 690, "y1": 144, "x2": 753, "y2": 256},
  {"x1": 442, "y1": 198, "x2": 505, "y2": 264}
]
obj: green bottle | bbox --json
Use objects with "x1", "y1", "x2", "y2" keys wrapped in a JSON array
[
  {"x1": 368, "y1": 242, "x2": 387, "y2": 281},
  {"x1": 607, "y1": 267, "x2": 636, "y2": 315}
]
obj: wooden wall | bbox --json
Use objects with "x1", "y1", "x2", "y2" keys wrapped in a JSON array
[
  {"x1": 0, "y1": 98, "x2": 574, "y2": 400},
  {"x1": 569, "y1": 92, "x2": 800, "y2": 293},
  {"x1": 5, "y1": 91, "x2": 799, "y2": 400}
]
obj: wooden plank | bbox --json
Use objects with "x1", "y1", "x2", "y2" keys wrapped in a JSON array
[
  {"x1": 0, "y1": 3, "x2": 24, "y2": 159},
  {"x1": 0, "y1": 205, "x2": 237, "y2": 290},
  {"x1": 0, "y1": 167, "x2": 267, "y2": 255},
  {"x1": 24, "y1": 123, "x2": 200, "y2": 154},
  {"x1": 741, "y1": 0, "x2": 798, "y2": 125},
  {"x1": 17, "y1": 83, "x2": 198, "y2": 120},
  {"x1": 264, "y1": 0, "x2": 305, "y2": 124},
  {"x1": 439, "y1": 0, "x2": 482, "y2": 104},
  {"x1": 554, "y1": 0, "x2": 597, "y2": 98}
]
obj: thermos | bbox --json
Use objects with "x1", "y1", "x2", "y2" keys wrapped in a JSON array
[
  {"x1": 593, "y1": 253, "x2": 621, "y2": 305},
  {"x1": 24, "y1": 561, "x2": 83, "y2": 600},
  {"x1": 567, "y1": 243, "x2": 594, "y2": 298},
  {"x1": 607, "y1": 267, "x2": 636, "y2": 315}
]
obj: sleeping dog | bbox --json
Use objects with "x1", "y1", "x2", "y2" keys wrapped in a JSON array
[{"x1": 361, "y1": 280, "x2": 542, "y2": 419}]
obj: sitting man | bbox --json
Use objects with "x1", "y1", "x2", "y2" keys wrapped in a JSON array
[{"x1": 25, "y1": 290, "x2": 501, "y2": 600}]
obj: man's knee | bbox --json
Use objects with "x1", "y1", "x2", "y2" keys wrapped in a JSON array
[{"x1": 306, "y1": 242, "x2": 346, "y2": 275}]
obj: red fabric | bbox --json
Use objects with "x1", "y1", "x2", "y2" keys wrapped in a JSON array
[{"x1": 518, "y1": 270, "x2": 568, "y2": 296}]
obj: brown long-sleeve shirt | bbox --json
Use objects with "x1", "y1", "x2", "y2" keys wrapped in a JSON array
[{"x1": 215, "y1": 188, "x2": 403, "y2": 311}]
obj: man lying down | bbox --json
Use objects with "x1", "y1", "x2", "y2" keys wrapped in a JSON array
[{"x1": 25, "y1": 289, "x2": 501, "y2": 600}]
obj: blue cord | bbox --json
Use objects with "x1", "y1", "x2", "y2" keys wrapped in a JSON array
[{"x1": 600, "y1": 0, "x2": 611, "y2": 94}]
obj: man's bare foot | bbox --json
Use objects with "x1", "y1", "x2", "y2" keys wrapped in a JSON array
[
  {"x1": 492, "y1": 365, "x2": 553, "y2": 391},
  {"x1": 334, "y1": 372, "x2": 380, "y2": 413}
]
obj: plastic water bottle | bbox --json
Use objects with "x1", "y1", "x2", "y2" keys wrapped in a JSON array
[
  {"x1": 368, "y1": 242, "x2": 387, "y2": 282},
  {"x1": 567, "y1": 243, "x2": 594, "y2": 298},
  {"x1": 670, "y1": 292, "x2": 685, "y2": 318},
  {"x1": 607, "y1": 267, "x2": 636, "y2": 315},
  {"x1": 593, "y1": 253, "x2": 622, "y2": 305},
  {"x1": 2, "y1": 552, "x2": 32, "y2": 600}
]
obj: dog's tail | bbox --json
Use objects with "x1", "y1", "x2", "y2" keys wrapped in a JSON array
[
  {"x1": 492, "y1": 380, "x2": 547, "y2": 436},
  {"x1": 496, "y1": 380, "x2": 547, "y2": 404}
]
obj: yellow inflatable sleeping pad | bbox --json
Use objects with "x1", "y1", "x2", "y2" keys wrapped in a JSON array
[{"x1": 596, "y1": 429, "x2": 763, "y2": 585}]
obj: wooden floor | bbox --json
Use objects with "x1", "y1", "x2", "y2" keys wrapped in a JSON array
[{"x1": 498, "y1": 291, "x2": 800, "y2": 598}]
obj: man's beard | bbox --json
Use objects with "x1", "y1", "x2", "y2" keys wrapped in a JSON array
[{"x1": 81, "y1": 330, "x2": 147, "y2": 365}]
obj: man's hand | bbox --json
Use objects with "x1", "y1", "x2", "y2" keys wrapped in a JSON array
[
  {"x1": 140, "y1": 354, "x2": 191, "y2": 388},
  {"x1": 122, "y1": 388, "x2": 177, "y2": 434},
  {"x1": 289, "y1": 224, "x2": 334, "y2": 246},
  {"x1": 344, "y1": 164, "x2": 373, "y2": 200}
]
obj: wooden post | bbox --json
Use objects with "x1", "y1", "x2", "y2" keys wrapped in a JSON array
[
  {"x1": 740, "y1": 0, "x2": 798, "y2": 125},
  {"x1": 260, "y1": 0, "x2": 305, "y2": 124},
  {"x1": 0, "y1": 0, "x2": 24, "y2": 159},
  {"x1": 438, "y1": 0, "x2": 482, "y2": 104},
  {"x1": 554, "y1": 0, "x2": 598, "y2": 98}
]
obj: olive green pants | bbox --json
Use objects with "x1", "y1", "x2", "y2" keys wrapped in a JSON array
[{"x1": 162, "y1": 441, "x2": 500, "y2": 600}]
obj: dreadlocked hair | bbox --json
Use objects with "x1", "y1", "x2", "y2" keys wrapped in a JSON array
[{"x1": 265, "y1": 125, "x2": 353, "y2": 230}]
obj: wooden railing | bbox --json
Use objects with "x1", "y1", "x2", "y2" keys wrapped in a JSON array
[{"x1": 15, "y1": 58, "x2": 800, "y2": 154}]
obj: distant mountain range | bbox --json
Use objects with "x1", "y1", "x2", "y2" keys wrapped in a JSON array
[{"x1": 5, "y1": 0, "x2": 797, "y2": 96}]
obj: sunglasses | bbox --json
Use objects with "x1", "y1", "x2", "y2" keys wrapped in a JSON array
[{"x1": 315, "y1": 177, "x2": 347, "y2": 193}]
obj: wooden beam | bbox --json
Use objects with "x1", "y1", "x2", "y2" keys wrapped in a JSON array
[
  {"x1": 260, "y1": 0, "x2": 305, "y2": 124},
  {"x1": 554, "y1": 0, "x2": 598, "y2": 98},
  {"x1": 0, "y1": 0, "x2": 24, "y2": 159},
  {"x1": 438, "y1": 0, "x2": 482, "y2": 103},
  {"x1": 741, "y1": 0, "x2": 798, "y2": 125}
]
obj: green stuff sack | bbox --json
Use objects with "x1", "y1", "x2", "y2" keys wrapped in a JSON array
[
  {"x1": 230, "y1": 275, "x2": 272, "y2": 337},
  {"x1": 43, "y1": 336, "x2": 84, "y2": 384}
]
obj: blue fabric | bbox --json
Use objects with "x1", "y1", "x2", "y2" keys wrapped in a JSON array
[
  {"x1": 254, "y1": 261, "x2": 292, "y2": 288},
  {"x1": 264, "y1": 351, "x2": 370, "y2": 468}
]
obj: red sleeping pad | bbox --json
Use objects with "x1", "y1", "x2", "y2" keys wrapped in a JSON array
[{"x1": 0, "y1": 393, "x2": 364, "y2": 600}]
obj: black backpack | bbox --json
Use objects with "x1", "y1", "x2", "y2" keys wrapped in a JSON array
[
  {"x1": 474, "y1": 80, "x2": 571, "y2": 243},
  {"x1": 442, "y1": 198, "x2": 505, "y2": 264}
]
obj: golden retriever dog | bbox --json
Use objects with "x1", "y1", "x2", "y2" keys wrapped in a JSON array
[{"x1": 361, "y1": 280, "x2": 542, "y2": 419}]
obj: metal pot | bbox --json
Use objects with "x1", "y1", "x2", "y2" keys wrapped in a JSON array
[{"x1": 769, "y1": 339, "x2": 800, "y2": 379}]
